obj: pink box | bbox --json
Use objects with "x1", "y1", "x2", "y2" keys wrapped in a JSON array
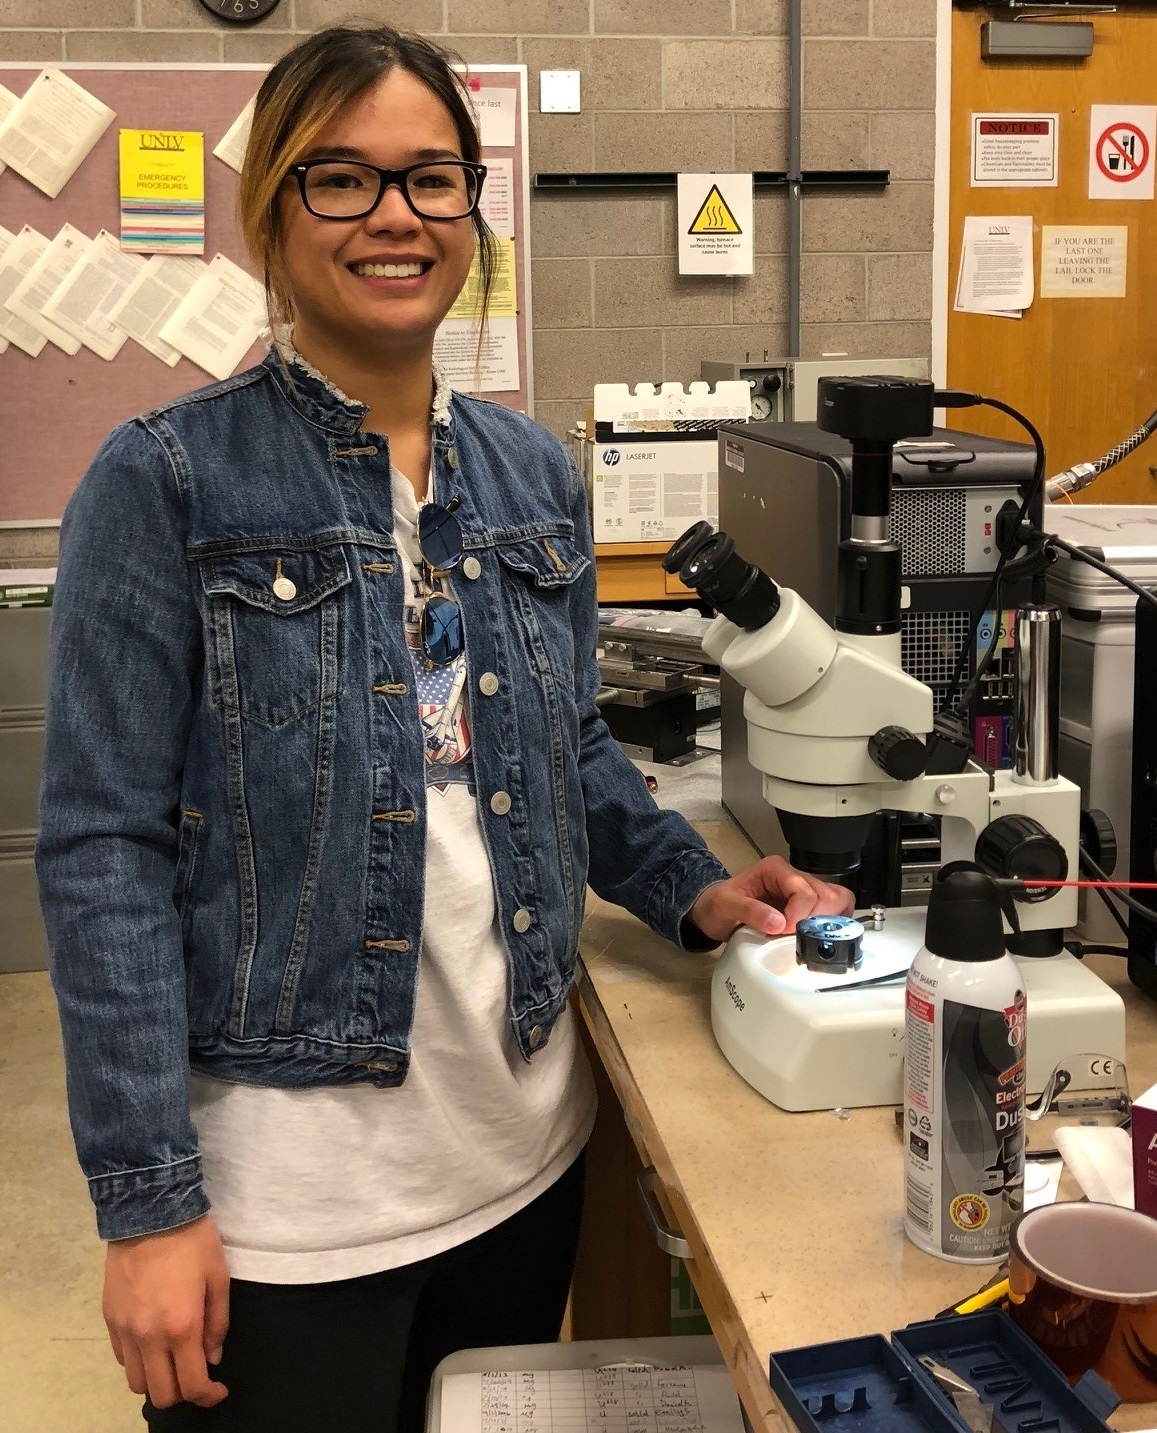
[{"x1": 1135, "y1": 1081, "x2": 1157, "y2": 1219}]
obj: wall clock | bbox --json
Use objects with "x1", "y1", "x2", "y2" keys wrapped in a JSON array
[{"x1": 198, "y1": 0, "x2": 282, "y2": 22}]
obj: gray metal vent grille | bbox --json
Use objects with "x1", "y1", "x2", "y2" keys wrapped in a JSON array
[
  {"x1": 901, "y1": 609, "x2": 972, "y2": 712},
  {"x1": 891, "y1": 488, "x2": 967, "y2": 576}
]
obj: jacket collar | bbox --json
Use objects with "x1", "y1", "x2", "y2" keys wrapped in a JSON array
[{"x1": 262, "y1": 335, "x2": 456, "y2": 445}]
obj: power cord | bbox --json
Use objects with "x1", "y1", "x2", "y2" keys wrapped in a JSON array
[
  {"x1": 931, "y1": 390, "x2": 1045, "y2": 726},
  {"x1": 1066, "y1": 941, "x2": 1129, "y2": 959},
  {"x1": 1081, "y1": 849, "x2": 1157, "y2": 926},
  {"x1": 1079, "y1": 848, "x2": 1131, "y2": 940},
  {"x1": 1044, "y1": 531, "x2": 1157, "y2": 614}
]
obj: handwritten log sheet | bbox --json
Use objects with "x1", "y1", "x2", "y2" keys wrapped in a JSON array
[{"x1": 440, "y1": 1365, "x2": 746, "y2": 1433}]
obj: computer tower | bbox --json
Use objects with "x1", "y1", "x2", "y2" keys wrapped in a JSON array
[
  {"x1": 715, "y1": 420, "x2": 1039, "y2": 903},
  {"x1": 1129, "y1": 596, "x2": 1157, "y2": 997}
]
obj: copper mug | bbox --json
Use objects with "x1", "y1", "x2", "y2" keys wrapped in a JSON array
[{"x1": 1009, "y1": 1202, "x2": 1157, "y2": 1402}]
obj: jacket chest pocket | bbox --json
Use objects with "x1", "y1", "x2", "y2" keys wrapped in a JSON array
[
  {"x1": 493, "y1": 535, "x2": 589, "y2": 679},
  {"x1": 198, "y1": 546, "x2": 353, "y2": 728}
]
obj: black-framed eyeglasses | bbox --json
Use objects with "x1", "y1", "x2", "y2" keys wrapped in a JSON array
[
  {"x1": 290, "y1": 158, "x2": 487, "y2": 223},
  {"x1": 417, "y1": 499, "x2": 466, "y2": 668}
]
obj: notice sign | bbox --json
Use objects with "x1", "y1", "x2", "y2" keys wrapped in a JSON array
[
  {"x1": 1088, "y1": 105, "x2": 1155, "y2": 200},
  {"x1": 1040, "y1": 226, "x2": 1127, "y2": 298},
  {"x1": 677, "y1": 173, "x2": 753, "y2": 275},
  {"x1": 971, "y1": 114, "x2": 1058, "y2": 187}
]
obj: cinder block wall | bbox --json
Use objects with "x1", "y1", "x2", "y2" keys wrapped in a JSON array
[{"x1": 0, "y1": 0, "x2": 936, "y2": 561}]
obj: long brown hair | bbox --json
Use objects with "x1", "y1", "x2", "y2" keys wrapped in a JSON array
[{"x1": 238, "y1": 25, "x2": 498, "y2": 334}]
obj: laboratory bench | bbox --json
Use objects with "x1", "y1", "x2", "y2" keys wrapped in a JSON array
[{"x1": 569, "y1": 818, "x2": 1157, "y2": 1433}]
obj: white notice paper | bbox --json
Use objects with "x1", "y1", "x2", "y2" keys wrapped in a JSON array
[
  {"x1": 971, "y1": 114, "x2": 1058, "y2": 188},
  {"x1": 0, "y1": 83, "x2": 17, "y2": 176},
  {"x1": 159, "y1": 252, "x2": 267, "y2": 382},
  {"x1": 479, "y1": 157, "x2": 514, "y2": 239},
  {"x1": 0, "y1": 225, "x2": 14, "y2": 354},
  {"x1": 954, "y1": 215, "x2": 1034, "y2": 318},
  {"x1": 439, "y1": 1365, "x2": 746, "y2": 1433},
  {"x1": 42, "y1": 229, "x2": 145, "y2": 361},
  {"x1": 1040, "y1": 226, "x2": 1127, "y2": 298},
  {"x1": 213, "y1": 95, "x2": 256, "y2": 174},
  {"x1": 433, "y1": 315, "x2": 520, "y2": 394},
  {"x1": 0, "y1": 226, "x2": 50, "y2": 357},
  {"x1": 0, "y1": 68, "x2": 115, "y2": 199},
  {"x1": 677, "y1": 174, "x2": 754, "y2": 276},
  {"x1": 471, "y1": 87, "x2": 516, "y2": 148},
  {"x1": 6, "y1": 223, "x2": 91, "y2": 354},
  {"x1": 109, "y1": 253, "x2": 210, "y2": 364}
]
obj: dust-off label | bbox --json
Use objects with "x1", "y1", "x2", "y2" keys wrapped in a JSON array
[{"x1": 938, "y1": 994, "x2": 1026, "y2": 1259}]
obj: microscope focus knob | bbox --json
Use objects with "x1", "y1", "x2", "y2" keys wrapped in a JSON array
[
  {"x1": 868, "y1": 726, "x2": 926, "y2": 781},
  {"x1": 975, "y1": 814, "x2": 1068, "y2": 901}
]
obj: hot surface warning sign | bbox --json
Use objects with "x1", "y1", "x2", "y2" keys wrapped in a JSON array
[
  {"x1": 688, "y1": 184, "x2": 743, "y2": 234},
  {"x1": 677, "y1": 173, "x2": 753, "y2": 275}
]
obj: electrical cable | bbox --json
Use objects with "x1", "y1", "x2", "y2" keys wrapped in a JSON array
[
  {"x1": 1066, "y1": 942, "x2": 1129, "y2": 959},
  {"x1": 1044, "y1": 532, "x2": 1157, "y2": 614},
  {"x1": 1077, "y1": 848, "x2": 1133, "y2": 939},
  {"x1": 1046, "y1": 402, "x2": 1157, "y2": 501},
  {"x1": 951, "y1": 578, "x2": 1003, "y2": 723},
  {"x1": 931, "y1": 391, "x2": 1046, "y2": 724},
  {"x1": 1078, "y1": 851, "x2": 1157, "y2": 925}
]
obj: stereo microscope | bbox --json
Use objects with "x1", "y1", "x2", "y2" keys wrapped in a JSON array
[{"x1": 667, "y1": 376, "x2": 1126, "y2": 1112}]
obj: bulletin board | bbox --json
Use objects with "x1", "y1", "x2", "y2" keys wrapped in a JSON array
[
  {"x1": 0, "y1": 62, "x2": 532, "y2": 526},
  {"x1": 945, "y1": 10, "x2": 1157, "y2": 504}
]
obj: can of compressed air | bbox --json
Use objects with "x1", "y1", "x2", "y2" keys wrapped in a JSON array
[{"x1": 903, "y1": 866, "x2": 1027, "y2": 1262}]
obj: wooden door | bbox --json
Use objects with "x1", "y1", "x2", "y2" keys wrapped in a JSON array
[{"x1": 947, "y1": 8, "x2": 1157, "y2": 502}]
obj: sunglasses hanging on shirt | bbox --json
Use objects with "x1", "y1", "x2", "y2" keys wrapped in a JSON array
[{"x1": 416, "y1": 497, "x2": 466, "y2": 669}]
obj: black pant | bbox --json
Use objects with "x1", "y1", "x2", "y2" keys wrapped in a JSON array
[{"x1": 144, "y1": 1153, "x2": 586, "y2": 1433}]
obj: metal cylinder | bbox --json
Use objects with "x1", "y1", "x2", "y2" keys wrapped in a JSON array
[
  {"x1": 1013, "y1": 603, "x2": 1062, "y2": 784},
  {"x1": 851, "y1": 514, "x2": 889, "y2": 543}
]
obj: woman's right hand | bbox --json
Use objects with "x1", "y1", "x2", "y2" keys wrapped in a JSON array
[{"x1": 103, "y1": 1213, "x2": 231, "y2": 1410}]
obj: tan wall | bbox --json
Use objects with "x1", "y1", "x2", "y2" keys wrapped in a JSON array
[{"x1": 0, "y1": 0, "x2": 937, "y2": 563}]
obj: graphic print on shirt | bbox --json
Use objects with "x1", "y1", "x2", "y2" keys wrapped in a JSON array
[{"x1": 403, "y1": 566, "x2": 474, "y2": 794}]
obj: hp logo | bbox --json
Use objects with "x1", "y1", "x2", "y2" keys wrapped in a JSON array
[{"x1": 601, "y1": 449, "x2": 620, "y2": 466}]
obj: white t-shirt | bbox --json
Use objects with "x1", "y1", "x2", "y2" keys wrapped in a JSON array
[{"x1": 190, "y1": 466, "x2": 596, "y2": 1284}]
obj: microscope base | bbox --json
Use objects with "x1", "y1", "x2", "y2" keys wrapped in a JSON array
[{"x1": 711, "y1": 907, "x2": 1126, "y2": 1113}]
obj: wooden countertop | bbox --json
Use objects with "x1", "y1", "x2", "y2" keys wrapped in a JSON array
[{"x1": 576, "y1": 820, "x2": 1157, "y2": 1433}]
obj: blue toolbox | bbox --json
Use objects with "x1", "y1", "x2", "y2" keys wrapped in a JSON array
[{"x1": 769, "y1": 1311, "x2": 1120, "y2": 1433}]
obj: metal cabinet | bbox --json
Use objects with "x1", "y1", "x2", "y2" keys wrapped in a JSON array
[{"x1": 1, "y1": 607, "x2": 50, "y2": 973}]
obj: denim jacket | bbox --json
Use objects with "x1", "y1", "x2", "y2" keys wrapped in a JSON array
[{"x1": 36, "y1": 350, "x2": 729, "y2": 1242}]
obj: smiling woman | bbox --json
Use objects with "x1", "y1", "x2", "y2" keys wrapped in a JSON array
[
  {"x1": 34, "y1": 22, "x2": 851, "y2": 1433},
  {"x1": 238, "y1": 28, "x2": 497, "y2": 349}
]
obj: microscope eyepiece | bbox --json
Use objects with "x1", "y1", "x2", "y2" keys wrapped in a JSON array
[
  {"x1": 676, "y1": 530, "x2": 781, "y2": 632},
  {"x1": 662, "y1": 521, "x2": 715, "y2": 575}
]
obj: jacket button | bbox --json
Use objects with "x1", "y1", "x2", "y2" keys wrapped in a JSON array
[
  {"x1": 272, "y1": 576, "x2": 297, "y2": 601},
  {"x1": 462, "y1": 556, "x2": 482, "y2": 580},
  {"x1": 447, "y1": 447, "x2": 460, "y2": 469},
  {"x1": 490, "y1": 791, "x2": 512, "y2": 816},
  {"x1": 479, "y1": 672, "x2": 500, "y2": 696},
  {"x1": 528, "y1": 1026, "x2": 543, "y2": 1050},
  {"x1": 512, "y1": 907, "x2": 532, "y2": 934}
]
